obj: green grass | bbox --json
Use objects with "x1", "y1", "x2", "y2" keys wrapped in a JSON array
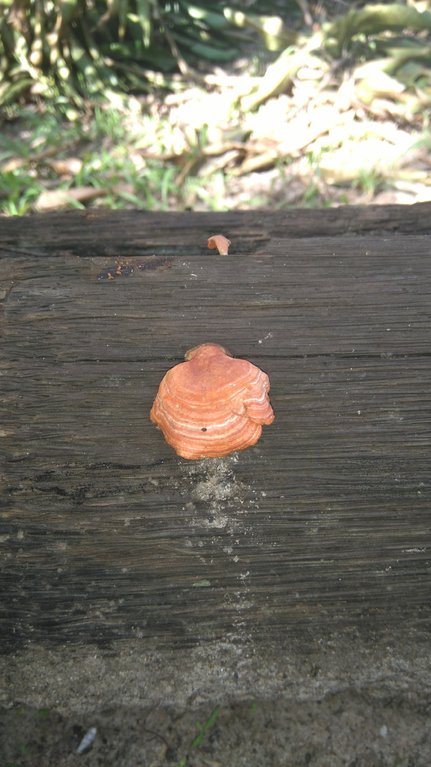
[
  {"x1": 0, "y1": 97, "x2": 238, "y2": 214},
  {"x1": 0, "y1": 101, "x2": 175, "y2": 214},
  {"x1": 354, "y1": 168, "x2": 385, "y2": 197},
  {"x1": 0, "y1": 170, "x2": 42, "y2": 216},
  {"x1": 176, "y1": 706, "x2": 221, "y2": 767}
]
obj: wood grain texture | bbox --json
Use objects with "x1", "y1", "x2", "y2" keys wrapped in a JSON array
[{"x1": 1, "y1": 207, "x2": 430, "y2": 656}]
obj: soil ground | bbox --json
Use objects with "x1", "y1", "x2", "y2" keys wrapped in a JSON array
[{"x1": 2, "y1": 691, "x2": 431, "y2": 767}]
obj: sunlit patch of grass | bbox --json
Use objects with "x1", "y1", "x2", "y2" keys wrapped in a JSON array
[
  {"x1": 0, "y1": 100, "x2": 184, "y2": 214},
  {"x1": 0, "y1": 170, "x2": 42, "y2": 215},
  {"x1": 93, "y1": 106, "x2": 128, "y2": 143},
  {"x1": 186, "y1": 171, "x2": 229, "y2": 211},
  {"x1": 353, "y1": 168, "x2": 385, "y2": 197},
  {"x1": 0, "y1": 96, "x2": 244, "y2": 214},
  {"x1": 302, "y1": 180, "x2": 322, "y2": 206}
]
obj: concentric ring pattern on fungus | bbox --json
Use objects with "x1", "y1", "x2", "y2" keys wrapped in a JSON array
[{"x1": 150, "y1": 343, "x2": 275, "y2": 459}]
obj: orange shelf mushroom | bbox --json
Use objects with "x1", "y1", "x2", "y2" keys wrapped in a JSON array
[
  {"x1": 150, "y1": 343, "x2": 275, "y2": 459},
  {"x1": 207, "y1": 234, "x2": 231, "y2": 256}
]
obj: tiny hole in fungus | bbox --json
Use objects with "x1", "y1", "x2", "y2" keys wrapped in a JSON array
[{"x1": 201, "y1": 427, "x2": 207, "y2": 432}]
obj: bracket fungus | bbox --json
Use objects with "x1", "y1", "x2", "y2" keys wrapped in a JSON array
[
  {"x1": 207, "y1": 234, "x2": 231, "y2": 256},
  {"x1": 150, "y1": 343, "x2": 275, "y2": 460}
]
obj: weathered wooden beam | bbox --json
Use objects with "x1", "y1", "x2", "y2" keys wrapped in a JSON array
[{"x1": 1, "y1": 207, "x2": 430, "y2": 711}]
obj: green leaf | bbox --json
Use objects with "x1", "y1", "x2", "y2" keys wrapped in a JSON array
[
  {"x1": 58, "y1": 0, "x2": 80, "y2": 27},
  {"x1": 0, "y1": 76, "x2": 33, "y2": 105},
  {"x1": 187, "y1": 5, "x2": 230, "y2": 31},
  {"x1": 136, "y1": 0, "x2": 154, "y2": 47}
]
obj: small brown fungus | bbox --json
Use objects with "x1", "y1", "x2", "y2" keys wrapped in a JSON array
[
  {"x1": 150, "y1": 343, "x2": 275, "y2": 460},
  {"x1": 207, "y1": 234, "x2": 231, "y2": 256}
]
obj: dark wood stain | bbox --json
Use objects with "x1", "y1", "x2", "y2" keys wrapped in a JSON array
[{"x1": 1, "y1": 206, "x2": 430, "y2": 654}]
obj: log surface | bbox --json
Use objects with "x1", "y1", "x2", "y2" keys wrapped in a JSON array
[{"x1": 1, "y1": 205, "x2": 430, "y2": 702}]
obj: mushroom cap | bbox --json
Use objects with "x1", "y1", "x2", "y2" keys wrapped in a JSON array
[
  {"x1": 150, "y1": 343, "x2": 275, "y2": 460},
  {"x1": 207, "y1": 234, "x2": 231, "y2": 256}
]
